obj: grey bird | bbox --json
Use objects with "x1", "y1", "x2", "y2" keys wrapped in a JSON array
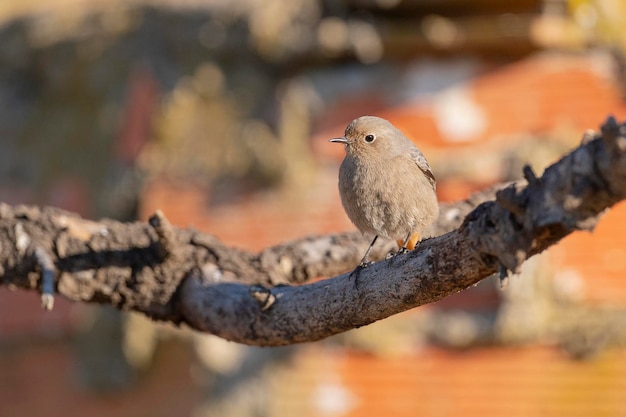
[{"x1": 330, "y1": 116, "x2": 439, "y2": 267}]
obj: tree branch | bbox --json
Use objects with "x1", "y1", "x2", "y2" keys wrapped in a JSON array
[{"x1": 1, "y1": 117, "x2": 625, "y2": 346}]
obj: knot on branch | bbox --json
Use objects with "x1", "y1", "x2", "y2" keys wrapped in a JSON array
[
  {"x1": 600, "y1": 115, "x2": 626, "y2": 153},
  {"x1": 148, "y1": 210, "x2": 179, "y2": 261},
  {"x1": 461, "y1": 179, "x2": 535, "y2": 277},
  {"x1": 249, "y1": 284, "x2": 276, "y2": 311},
  {"x1": 33, "y1": 246, "x2": 55, "y2": 310},
  {"x1": 466, "y1": 200, "x2": 529, "y2": 276},
  {"x1": 598, "y1": 116, "x2": 626, "y2": 192}
]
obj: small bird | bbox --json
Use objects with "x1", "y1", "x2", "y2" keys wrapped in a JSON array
[{"x1": 330, "y1": 116, "x2": 439, "y2": 268}]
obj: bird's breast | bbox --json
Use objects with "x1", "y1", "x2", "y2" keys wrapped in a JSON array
[{"x1": 337, "y1": 154, "x2": 438, "y2": 239}]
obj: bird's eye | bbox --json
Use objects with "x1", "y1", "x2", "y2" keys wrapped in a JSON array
[{"x1": 364, "y1": 134, "x2": 376, "y2": 143}]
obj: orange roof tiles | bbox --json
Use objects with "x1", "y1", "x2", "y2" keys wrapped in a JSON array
[
  {"x1": 466, "y1": 55, "x2": 626, "y2": 141},
  {"x1": 315, "y1": 53, "x2": 626, "y2": 159},
  {"x1": 282, "y1": 345, "x2": 626, "y2": 417},
  {"x1": 549, "y1": 201, "x2": 626, "y2": 304},
  {"x1": 140, "y1": 174, "x2": 353, "y2": 251}
]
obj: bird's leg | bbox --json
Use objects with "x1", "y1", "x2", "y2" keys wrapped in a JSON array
[
  {"x1": 396, "y1": 232, "x2": 421, "y2": 255},
  {"x1": 349, "y1": 235, "x2": 378, "y2": 287},
  {"x1": 358, "y1": 235, "x2": 378, "y2": 268}
]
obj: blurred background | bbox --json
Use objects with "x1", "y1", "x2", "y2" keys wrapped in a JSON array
[{"x1": 2, "y1": 0, "x2": 626, "y2": 416}]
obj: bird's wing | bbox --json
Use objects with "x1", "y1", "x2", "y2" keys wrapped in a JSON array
[{"x1": 408, "y1": 147, "x2": 436, "y2": 190}]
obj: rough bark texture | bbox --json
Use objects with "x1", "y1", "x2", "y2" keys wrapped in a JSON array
[{"x1": 1, "y1": 117, "x2": 625, "y2": 346}]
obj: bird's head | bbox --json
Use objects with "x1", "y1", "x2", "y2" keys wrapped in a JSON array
[{"x1": 330, "y1": 116, "x2": 402, "y2": 158}]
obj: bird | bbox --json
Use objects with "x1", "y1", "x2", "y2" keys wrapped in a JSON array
[{"x1": 330, "y1": 115, "x2": 439, "y2": 268}]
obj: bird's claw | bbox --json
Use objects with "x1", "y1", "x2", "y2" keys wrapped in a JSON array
[
  {"x1": 358, "y1": 260, "x2": 374, "y2": 269},
  {"x1": 349, "y1": 261, "x2": 373, "y2": 290},
  {"x1": 397, "y1": 247, "x2": 409, "y2": 255}
]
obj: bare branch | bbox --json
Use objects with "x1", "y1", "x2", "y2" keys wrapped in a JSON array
[{"x1": 1, "y1": 117, "x2": 625, "y2": 345}]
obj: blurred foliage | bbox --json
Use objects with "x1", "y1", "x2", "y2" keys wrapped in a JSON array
[
  {"x1": 568, "y1": 0, "x2": 626, "y2": 48},
  {"x1": 145, "y1": 62, "x2": 285, "y2": 187}
]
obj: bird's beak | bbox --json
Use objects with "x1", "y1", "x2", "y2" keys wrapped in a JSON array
[{"x1": 330, "y1": 137, "x2": 348, "y2": 144}]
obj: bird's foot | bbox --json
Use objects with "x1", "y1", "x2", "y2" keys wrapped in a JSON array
[
  {"x1": 385, "y1": 247, "x2": 408, "y2": 260},
  {"x1": 397, "y1": 239, "x2": 422, "y2": 256},
  {"x1": 358, "y1": 260, "x2": 374, "y2": 269},
  {"x1": 349, "y1": 262, "x2": 372, "y2": 290}
]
